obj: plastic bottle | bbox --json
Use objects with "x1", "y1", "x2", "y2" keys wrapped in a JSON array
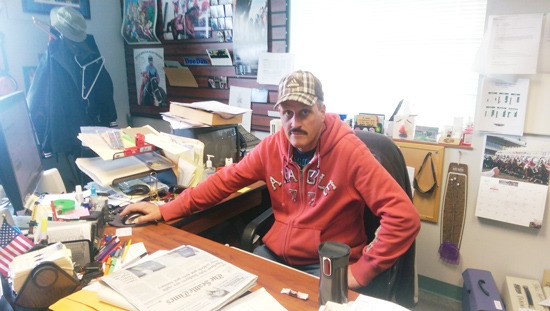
[
  {"x1": 225, "y1": 157, "x2": 233, "y2": 166},
  {"x1": 203, "y1": 155, "x2": 216, "y2": 181},
  {"x1": 75, "y1": 185, "x2": 84, "y2": 206},
  {"x1": 461, "y1": 122, "x2": 474, "y2": 146}
]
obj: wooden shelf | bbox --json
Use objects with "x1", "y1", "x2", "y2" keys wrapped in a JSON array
[{"x1": 392, "y1": 138, "x2": 474, "y2": 150}]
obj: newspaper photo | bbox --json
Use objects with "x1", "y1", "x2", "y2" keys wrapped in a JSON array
[{"x1": 100, "y1": 245, "x2": 258, "y2": 311}]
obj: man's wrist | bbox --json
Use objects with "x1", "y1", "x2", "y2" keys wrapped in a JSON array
[
  {"x1": 148, "y1": 201, "x2": 165, "y2": 221},
  {"x1": 149, "y1": 201, "x2": 165, "y2": 207}
]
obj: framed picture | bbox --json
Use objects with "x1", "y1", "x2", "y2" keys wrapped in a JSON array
[
  {"x1": 22, "y1": 0, "x2": 91, "y2": 19},
  {"x1": 354, "y1": 113, "x2": 385, "y2": 134},
  {"x1": 414, "y1": 125, "x2": 439, "y2": 143}
]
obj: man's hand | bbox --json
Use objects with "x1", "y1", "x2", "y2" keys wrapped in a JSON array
[
  {"x1": 119, "y1": 201, "x2": 163, "y2": 225},
  {"x1": 348, "y1": 267, "x2": 362, "y2": 289}
]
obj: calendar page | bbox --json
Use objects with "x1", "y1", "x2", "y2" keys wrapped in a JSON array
[
  {"x1": 477, "y1": 134, "x2": 550, "y2": 228},
  {"x1": 475, "y1": 176, "x2": 547, "y2": 228}
]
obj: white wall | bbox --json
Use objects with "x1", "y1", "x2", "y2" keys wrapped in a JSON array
[{"x1": 415, "y1": 0, "x2": 550, "y2": 291}]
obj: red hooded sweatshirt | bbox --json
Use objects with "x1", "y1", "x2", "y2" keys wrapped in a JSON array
[{"x1": 159, "y1": 113, "x2": 420, "y2": 286}]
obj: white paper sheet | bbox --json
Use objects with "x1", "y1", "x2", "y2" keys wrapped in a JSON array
[
  {"x1": 144, "y1": 133, "x2": 193, "y2": 156},
  {"x1": 229, "y1": 86, "x2": 252, "y2": 131},
  {"x1": 178, "y1": 157, "x2": 198, "y2": 188},
  {"x1": 220, "y1": 288, "x2": 286, "y2": 311},
  {"x1": 538, "y1": 14, "x2": 550, "y2": 73},
  {"x1": 161, "y1": 112, "x2": 208, "y2": 129},
  {"x1": 483, "y1": 13, "x2": 543, "y2": 74},
  {"x1": 256, "y1": 52, "x2": 295, "y2": 85},
  {"x1": 475, "y1": 176, "x2": 547, "y2": 228},
  {"x1": 477, "y1": 78, "x2": 529, "y2": 136},
  {"x1": 178, "y1": 100, "x2": 251, "y2": 117},
  {"x1": 348, "y1": 294, "x2": 410, "y2": 310}
]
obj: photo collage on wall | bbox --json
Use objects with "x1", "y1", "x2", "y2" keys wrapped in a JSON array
[
  {"x1": 161, "y1": 0, "x2": 212, "y2": 40},
  {"x1": 210, "y1": 0, "x2": 233, "y2": 43}
]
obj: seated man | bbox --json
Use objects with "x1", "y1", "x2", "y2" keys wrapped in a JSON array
[{"x1": 121, "y1": 70, "x2": 420, "y2": 289}]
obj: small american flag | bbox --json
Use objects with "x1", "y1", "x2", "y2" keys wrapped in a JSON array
[{"x1": 0, "y1": 220, "x2": 34, "y2": 277}]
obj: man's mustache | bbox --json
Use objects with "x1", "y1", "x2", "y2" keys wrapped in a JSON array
[{"x1": 290, "y1": 128, "x2": 307, "y2": 135}]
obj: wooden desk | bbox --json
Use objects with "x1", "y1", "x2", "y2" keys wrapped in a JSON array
[
  {"x1": 105, "y1": 223, "x2": 359, "y2": 310},
  {"x1": 168, "y1": 181, "x2": 269, "y2": 234}
]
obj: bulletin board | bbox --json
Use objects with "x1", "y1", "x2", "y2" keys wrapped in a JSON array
[{"x1": 395, "y1": 141, "x2": 445, "y2": 223}]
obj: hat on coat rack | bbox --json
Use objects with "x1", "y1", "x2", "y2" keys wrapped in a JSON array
[{"x1": 50, "y1": 6, "x2": 87, "y2": 42}]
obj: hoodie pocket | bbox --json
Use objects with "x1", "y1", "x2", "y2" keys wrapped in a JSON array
[{"x1": 263, "y1": 220, "x2": 321, "y2": 264}]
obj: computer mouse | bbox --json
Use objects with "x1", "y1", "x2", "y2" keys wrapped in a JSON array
[
  {"x1": 121, "y1": 212, "x2": 146, "y2": 226},
  {"x1": 122, "y1": 184, "x2": 150, "y2": 196}
]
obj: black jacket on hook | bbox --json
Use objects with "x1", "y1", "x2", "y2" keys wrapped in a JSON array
[{"x1": 28, "y1": 34, "x2": 118, "y2": 155}]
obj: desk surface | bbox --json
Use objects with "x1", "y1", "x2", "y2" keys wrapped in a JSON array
[
  {"x1": 105, "y1": 223, "x2": 359, "y2": 310},
  {"x1": 168, "y1": 180, "x2": 269, "y2": 234}
]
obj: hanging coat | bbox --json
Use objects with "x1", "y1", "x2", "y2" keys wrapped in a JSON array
[{"x1": 28, "y1": 34, "x2": 118, "y2": 155}]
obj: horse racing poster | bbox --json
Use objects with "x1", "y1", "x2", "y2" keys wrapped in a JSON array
[
  {"x1": 476, "y1": 134, "x2": 550, "y2": 228},
  {"x1": 133, "y1": 48, "x2": 168, "y2": 109}
]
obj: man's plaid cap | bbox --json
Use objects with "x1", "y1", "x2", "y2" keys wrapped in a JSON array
[{"x1": 274, "y1": 70, "x2": 324, "y2": 108}]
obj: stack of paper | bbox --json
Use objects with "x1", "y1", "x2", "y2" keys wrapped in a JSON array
[
  {"x1": 9, "y1": 242, "x2": 74, "y2": 293},
  {"x1": 79, "y1": 126, "x2": 160, "y2": 161},
  {"x1": 169, "y1": 101, "x2": 250, "y2": 126},
  {"x1": 75, "y1": 156, "x2": 151, "y2": 187}
]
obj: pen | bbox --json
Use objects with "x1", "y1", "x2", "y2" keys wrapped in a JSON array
[
  {"x1": 110, "y1": 248, "x2": 121, "y2": 260},
  {"x1": 109, "y1": 257, "x2": 117, "y2": 274},
  {"x1": 104, "y1": 257, "x2": 112, "y2": 275},
  {"x1": 121, "y1": 252, "x2": 147, "y2": 268},
  {"x1": 96, "y1": 237, "x2": 115, "y2": 259},
  {"x1": 97, "y1": 238, "x2": 120, "y2": 262},
  {"x1": 104, "y1": 241, "x2": 122, "y2": 261},
  {"x1": 121, "y1": 239, "x2": 132, "y2": 264}
]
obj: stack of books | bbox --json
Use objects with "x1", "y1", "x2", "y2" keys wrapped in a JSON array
[{"x1": 8, "y1": 242, "x2": 74, "y2": 293}]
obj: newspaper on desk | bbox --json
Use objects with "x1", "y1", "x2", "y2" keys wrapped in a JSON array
[{"x1": 100, "y1": 245, "x2": 258, "y2": 311}]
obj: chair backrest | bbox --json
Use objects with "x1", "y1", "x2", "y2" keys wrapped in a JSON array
[{"x1": 354, "y1": 130, "x2": 417, "y2": 308}]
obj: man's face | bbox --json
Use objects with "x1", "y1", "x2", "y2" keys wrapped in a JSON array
[{"x1": 279, "y1": 100, "x2": 326, "y2": 152}]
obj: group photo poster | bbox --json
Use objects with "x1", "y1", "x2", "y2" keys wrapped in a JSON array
[
  {"x1": 122, "y1": 0, "x2": 161, "y2": 44},
  {"x1": 475, "y1": 134, "x2": 550, "y2": 228}
]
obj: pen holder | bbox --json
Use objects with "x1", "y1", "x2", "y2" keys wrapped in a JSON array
[{"x1": 10, "y1": 262, "x2": 78, "y2": 310}]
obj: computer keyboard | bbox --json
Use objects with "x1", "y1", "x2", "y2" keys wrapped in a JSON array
[{"x1": 237, "y1": 125, "x2": 261, "y2": 149}]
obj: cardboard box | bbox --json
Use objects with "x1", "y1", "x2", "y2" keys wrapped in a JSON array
[
  {"x1": 462, "y1": 268, "x2": 505, "y2": 311},
  {"x1": 169, "y1": 102, "x2": 243, "y2": 126},
  {"x1": 503, "y1": 276, "x2": 549, "y2": 311}
]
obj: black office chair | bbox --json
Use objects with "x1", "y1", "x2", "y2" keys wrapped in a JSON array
[{"x1": 240, "y1": 130, "x2": 418, "y2": 308}]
